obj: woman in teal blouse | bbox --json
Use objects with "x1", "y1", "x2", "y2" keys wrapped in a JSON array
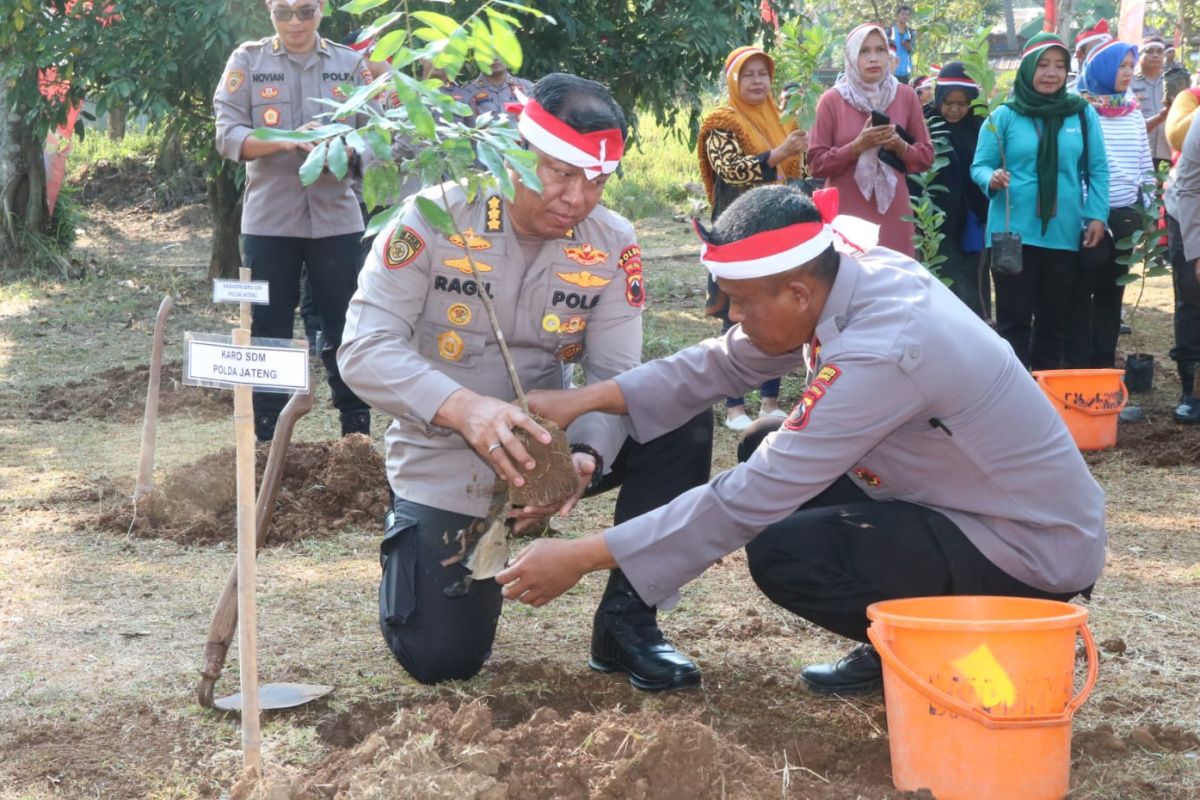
[{"x1": 972, "y1": 32, "x2": 1109, "y2": 369}]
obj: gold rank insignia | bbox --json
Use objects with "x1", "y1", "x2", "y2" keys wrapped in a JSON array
[
  {"x1": 562, "y1": 316, "x2": 587, "y2": 334},
  {"x1": 485, "y1": 196, "x2": 503, "y2": 232},
  {"x1": 447, "y1": 303, "x2": 472, "y2": 326},
  {"x1": 556, "y1": 270, "x2": 611, "y2": 289},
  {"x1": 541, "y1": 314, "x2": 561, "y2": 333},
  {"x1": 437, "y1": 330, "x2": 465, "y2": 361},
  {"x1": 442, "y1": 256, "x2": 494, "y2": 274},
  {"x1": 384, "y1": 226, "x2": 425, "y2": 269},
  {"x1": 258, "y1": 86, "x2": 278, "y2": 100},
  {"x1": 271, "y1": 36, "x2": 282, "y2": 53},
  {"x1": 262, "y1": 106, "x2": 281, "y2": 127},
  {"x1": 360, "y1": 68, "x2": 372, "y2": 84},
  {"x1": 447, "y1": 228, "x2": 491, "y2": 250},
  {"x1": 225, "y1": 70, "x2": 245, "y2": 94},
  {"x1": 562, "y1": 227, "x2": 575, "y2": 240},
  {"x1": 563, "y1": 244, "x2": 607, "y2": 266}
]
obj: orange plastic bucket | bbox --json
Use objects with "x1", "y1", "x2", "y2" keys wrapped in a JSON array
[
  {"x1": 1032, "y1": 368, "x2": 1127, "y2": 450},
  {"x1": 867, "y1": 596, "x2": 1097, "y2": 800}
]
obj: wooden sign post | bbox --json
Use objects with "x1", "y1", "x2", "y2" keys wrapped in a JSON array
[{"x1": 184, "y1": 268, "x2": 309, "y2": 774}]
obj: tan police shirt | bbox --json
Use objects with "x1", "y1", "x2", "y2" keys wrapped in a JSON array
[
  {"x1": 463, "y1": 74, "x2": 534, "y2": 118},
  {"x1": 214, "y1": 35, "x2": 373, "y2": 238},
  {"x1": 339, "y1": 183, "x2": 647, "y2": 517},
  {"x1": 603, "y1": 248, "x2": 1107, "y2": 608}
]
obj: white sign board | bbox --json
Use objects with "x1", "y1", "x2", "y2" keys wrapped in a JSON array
[
  {"x1": 184, "y1": 333, "x2": 309, "y2": 394},
  {"x1": 212, "y1": 279, "x2": 271, "y2": 305}
]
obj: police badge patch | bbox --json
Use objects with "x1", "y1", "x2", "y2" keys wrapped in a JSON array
[
  {"x1": 437, "y1": 330, "x2": 465, "y2": 361},
  {"x1": 259, "y1": 86, "x2": 279, "y2": 100},
  {"x1": 447, "y1": 303, "x2": 472, "y2": 326},
  {"x1": 225, "y1": 70, "x2": 245, "y2": 94},
  {"x1": 384, "y1": 226, "x2": 425, "y2": 269},
  {"x1": 618, "y1": 244, "x2": 645, "y2": 308},
  {"x1": 784, "y1": 364, "x2": 842, "y2": 432},
  {"x1": 262, "y1": 106, "x2": 281, "y2": 126}
]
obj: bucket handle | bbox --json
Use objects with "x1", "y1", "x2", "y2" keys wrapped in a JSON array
[
  {"x1": 866, "y1": 621, "x2": 1098, "y2": 730},
  {"x1": 1036, "y1": 374, "x2": 1128, "y2": 417}
]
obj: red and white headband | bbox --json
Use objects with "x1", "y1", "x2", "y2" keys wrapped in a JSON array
[
  {"x1": 726, "y1": 46, "x2": 770, "y2": 79},
  {"x1": 509, "y1": 94, "x2": 624, "y2": 181},
  {"x1": 694, "y1": 189, "x2": 878, "y2": 280},
  {"x1": 1076, "y1": 19, "x2": 1111, "y2": 50},
  {"x1": 937, "y1": 77, "x2": 978, "y2": 91}
]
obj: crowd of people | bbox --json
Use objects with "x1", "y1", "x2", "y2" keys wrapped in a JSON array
[{"x1": 212, "y1": 0, "x2": 1200, "y2": 696}]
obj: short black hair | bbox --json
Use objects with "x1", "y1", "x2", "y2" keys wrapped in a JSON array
[
  {"x1": 710, "y1": 185, "x2": 839, "y2": 282},
  {"x1": 530, "y1": 73, "x2": 629, "y2": 141},
  {"x1": 897, "y1": 3, "x2": 913, "y2": 12}
]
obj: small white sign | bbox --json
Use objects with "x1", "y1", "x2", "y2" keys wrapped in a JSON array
[
  {"x1": 213, "y1": 279, "x2": 270, "y2": 305},
  {"x1": 184, "y1": 333, "x2": 309, "y2": 393}
]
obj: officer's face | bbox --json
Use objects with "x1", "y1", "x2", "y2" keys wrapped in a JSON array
[
  {"x1": 722, "y1": 272, "x2": 817, "y2": 356},
  {"x1": 267, "y1": 0, "x2": 322, "y2": 52},
  {"x1": 509, "y1": 147, "x2": 609, "y2": 240}
]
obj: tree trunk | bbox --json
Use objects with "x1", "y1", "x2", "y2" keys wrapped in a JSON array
[
  {"x1": 107, "y1": 103, "x2": 127, "y2": 141},
  {"x1": 1004, "y1": 0, "x2": 1018, "y2": 51},
  {"x1": 0, "y1": 80, "x2": 49, "y2": 272},
  {"x1": 1055, "y1": 0, "x2": 1075, "y2": 41},
  {"x1": 208, "y1": 164, "x2": 243, "y2": 279}
]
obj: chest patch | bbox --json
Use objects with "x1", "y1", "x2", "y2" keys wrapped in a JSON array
[
  {"x1": 443, "y1": 256, "x2": 494, "y2": 274},
  {"x1": 485, "y1": 196, "x2": 504, "y2": 232},
  {"x1": 434, "y1": 275, "x2": 493, "y2": 297},
  {"x1": 258, "y1": 86, "x2": 279, "y2": 100},
  {"x1": 384, "y1": 226, "x2": 425, "y2": 269},
  {"x1": 448, "y1": 228, "x2": 491, "y2": 250},
  {"x1": 551, "y1": 290, "x2": 599, "y2": 310},
  {"x1": 437, "y1": 330, "x2": 465, "y2": 362},
  {"x1": 447, "y1": 303, "x2": 472, "y2": 326},
  {"x1": 556, "y1": 270, "x2": 610, "y2": 288},
  {"x1": 564, "y1": 244, "x2": 607, "y2": 266},
  {"x1": 784, "y1": 364, "x2": 842, "y2": 432},
  {"x1": 261, "y1": 106, "x2": 281, "y2": 127}
]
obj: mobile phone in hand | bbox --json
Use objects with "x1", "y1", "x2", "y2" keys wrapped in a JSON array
[{"x1": 870, "y1": 110, "x2": 891, "y2": 127}]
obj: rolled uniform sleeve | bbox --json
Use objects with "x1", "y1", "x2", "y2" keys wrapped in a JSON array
[
  {"x1": 339, "y1": 217, "x2": 463, "y2": 424},
  {"x1": 606, "y1": 353, "x2": 928, "y2": 608},
  {"x1": 566, "y1": 241, "x2": 644, "y2": 470},
  {"x1": 214, "y1": 49, "x2": 253, "y2": 162}
]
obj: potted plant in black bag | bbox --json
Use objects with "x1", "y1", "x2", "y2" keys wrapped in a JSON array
[
  {"x1": 962, "y1": 33, "x2": 1021, "y2": 275},
  {"x1": 1115, "y1": 163, "x2": 1171, "y2": 393}
]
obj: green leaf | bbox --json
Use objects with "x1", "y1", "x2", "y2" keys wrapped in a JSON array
[
  {"x1": 1115, "y1": 273, "x2": 1140, "y2": 286},
  {"x1": 365, "y1": 199, "x2": 407, "y2": 238},
  {"x1": 416, "y1": 195, "x2": 456, "y2": 235},
  {"x1": 412, "y1": 10, "x2": 460, "y2": 36},
  {"x1": 476, "y1": 141, "x2": 514, "y2": 197},
  {"x1": 405, "y1": 94, "x2": 436, "y2": 139},
  {"x1": 363, "y1": 126, "x2": 391, "y2": 159},
  {"x1": 493, "y1": 0, "x2": 554, "y2": 22},
  {"x1": 486, "y1": 11, "x2": 523, "y2": 71},
  {"x1": 341, "y1": 0, "x2": 390, "y2": 12},
  {"x1": 504, "y1": 147, "x2": 541, "y2": 193},
  {"x1": 327, "y1": 135, "x2": 349, "y2": 180},
  {"x1": 299, "y1": 140, "x2": 328, "y2": 186},
  {"x1": 372, "y1": 30, "x2": 408, "y2": 62}
]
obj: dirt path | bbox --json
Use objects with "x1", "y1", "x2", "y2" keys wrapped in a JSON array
[{"x1": 0, "y1": 195, "x2": 1197, "y2": 799}]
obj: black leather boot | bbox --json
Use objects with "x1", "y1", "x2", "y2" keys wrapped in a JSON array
[
  {"x1": 799, "y1": 643, "x2": 883, "y2": 696},
  {"x1": 340, "y1": 409, "x2": 371, "y2": 437},
  {"x1": 589, "y1": 569, "x2": 701, "y2": 691},
  {"x1": 1174, "y1": 362, "x2": 1200, "y2": 424}
]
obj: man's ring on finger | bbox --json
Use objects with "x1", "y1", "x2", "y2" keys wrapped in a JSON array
[{"x1": 488, "y1": 442, "x2": 503, "y2": 454}]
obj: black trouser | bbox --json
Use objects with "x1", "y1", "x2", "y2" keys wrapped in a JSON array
[
  {"x1": 1167, "y1": 214, "x2": 1200, "y2": 363},
  {"x1": 379, "y1": 410, "x2": 714, "y2": 684},
  {"x1": 299, "y1": 266, "x2": 322, "y2": 343},
  {"x1": 938, "y1": 239, "x2": 985, "y2": 318},
  {"x1": 993, "y1": 244, "x2": 1079, "y2": 370},
  {"x1": 737, "y1": 420, "x2": 1083, "y2": 643},
  {"x1": 1066, "y1": 205, "x2": 1141, "y2": 368},
  {"x1": 241, "y1": 233, "x2": 368, "y2": 437}
]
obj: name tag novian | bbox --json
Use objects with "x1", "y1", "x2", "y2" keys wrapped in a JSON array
[
  {"x1": 213, "y1": 279, "x2": 271, "y2": 305},
  {"x1": 184, "y1": 333, "x2": 309, "y2": 393}
]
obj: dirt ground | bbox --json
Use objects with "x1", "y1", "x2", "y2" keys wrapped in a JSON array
[{"x1": 1, "y1": 172, "x2": 1198, "y2": 800}]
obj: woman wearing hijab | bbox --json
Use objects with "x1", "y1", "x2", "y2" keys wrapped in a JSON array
[
  {"x1": 698, "y1": 45, "x2": 807, "y2": 430},
  {"x1": 808, "y1": 23, "x2": 933, "y2": 255},
  {"x1": 971, "y1": 32, "x2": 1109, "y2": 370},
  {"x1": 921, "y1": 63, "x2": 990, "y2": 316},
  {"x1": 1066, "y1": 40, "x2": 1153, "y2": 368}
]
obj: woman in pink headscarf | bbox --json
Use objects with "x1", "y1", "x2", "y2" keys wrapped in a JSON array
[{"x1": 808, "y1": 23, "x2": 933, "y2": 255}]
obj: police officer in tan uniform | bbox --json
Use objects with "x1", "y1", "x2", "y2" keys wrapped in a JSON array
[
  {"x1": 464, "y1": 57, "x2": 534, "y2": 118},
  {"x1": 339, "y1": 73, "x2": 712, "y2": 690},
  {"x1": 214, "y1": 0, "x2": 375, "y2": 440}
]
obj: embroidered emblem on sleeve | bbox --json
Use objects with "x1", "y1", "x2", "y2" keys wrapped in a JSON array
[
  {"x1": 225, "y1": 70, "x2": 245, "y2": 94},
  {"x1": 485, "y1": 196, "x2": 504, "y2": 232},
  {"x1": 437, "y1": 330, "x2": 466, "y2": 361},
  {"x1": 447, "y1": 303, "x2": 472, "y2": 326},
  {"x1": 617, "y1": 244, "x2": 645, "y2": 308},
  {"x1": 563, "y1": 244, "x2": 608, "y2": 266},
  {"x1": 384, "y1": 226, "x2": 425, "y2": 269},
  {"x1": 556, "y1": 270, "x2": 611, "y2": 288},
  {"x1": 784, "y1": 364, "x2": 842, "y2": 432},
  {"x1": 442, "y1": 256, "x2": 494, "y2": 274},
  {"x1": 447, "y1": 228, "x2": 492, "y2": 250}
]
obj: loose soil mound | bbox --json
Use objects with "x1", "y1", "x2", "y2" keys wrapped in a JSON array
[
  {"x1": 1116, "y1": 419, "x2": 1200, "y2": 467},
  {"x1": 26, "y1": 361, "x2": 231, "y2": 423},
  {"x1": 233, "y1": 701, "x2": 903, "y2": 800},
  {"x1": 1074, "y1": 722, "x2": 1200, "y2": 760},
  {"x1": 92, "y1": 435, "x2": 388, "y2": 543}
]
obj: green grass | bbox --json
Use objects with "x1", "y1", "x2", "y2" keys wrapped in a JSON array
[
  {"x1": 65, "y1": 127, "x2": 158, "y2": 181},
  {"x1": 605, "y1": 112, "x2": 701, "y2": 222}
]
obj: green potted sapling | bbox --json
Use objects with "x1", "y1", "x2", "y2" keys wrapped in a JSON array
[{"x1": 1114, "y1": 162, "x2": 1171, "y2": 393}]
